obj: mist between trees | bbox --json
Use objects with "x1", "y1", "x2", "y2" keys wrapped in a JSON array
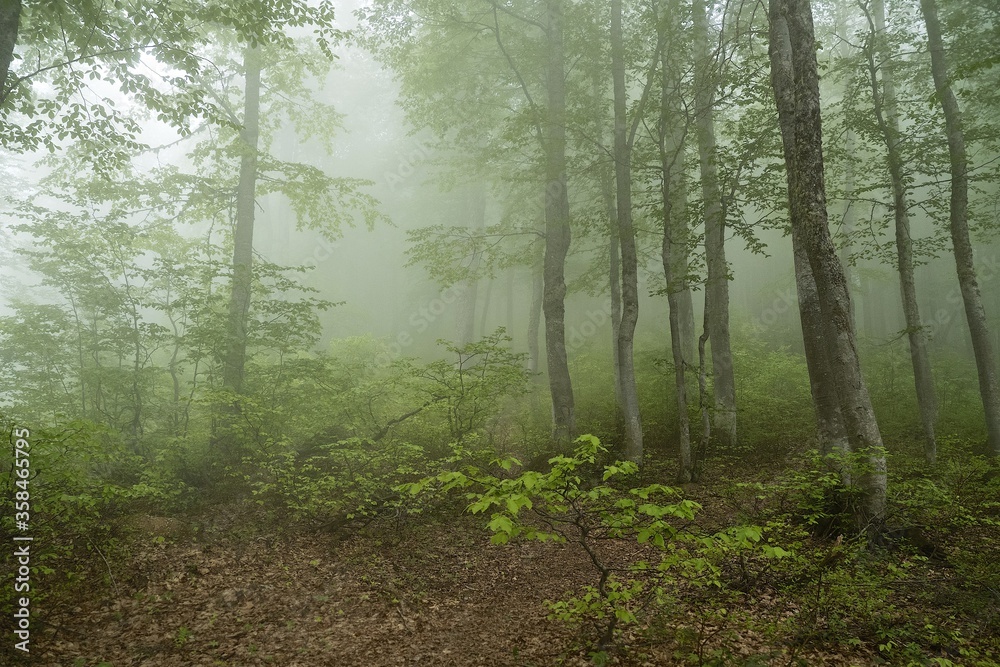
[{"x1": 0, "y1": 0, "x2": 998, "y2": 664}]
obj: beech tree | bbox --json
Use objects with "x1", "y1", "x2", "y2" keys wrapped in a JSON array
[
  {"x1": 920, "y1": 0, "x2": 1000, "y2": 457},
  {"x1": 769, "y1": 0, "x2": 886, "y2": 528}
]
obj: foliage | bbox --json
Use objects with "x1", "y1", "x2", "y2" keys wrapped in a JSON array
[
  {"x1": 240, "y1": 332, "x2": 529, "y2": 529},
  {"x1": 0, "y1": 419, "x2": 189, "y2": 615},
  {"x1": 3, "y1": 1, "x2": 343, "y2": 170},
  {"x1": 403, "y1": 434, "x2": 798, "y2": 655}
]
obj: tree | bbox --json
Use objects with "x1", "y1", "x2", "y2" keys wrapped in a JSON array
[
  {"x1": 220, "y1": 46, "x2": 262, "y2": 398},
  {"x1": 611, "y1": 0, "x2": 644, "y2": 461},
  {"x1": 919, "y1": 0, "x2": 1000, "y2": 457},
  {"x1": 658, "y1": 6, "x2": 695, "y2": 481},
  {"x1": 0, "y1": 1, "x2": 339, "y2": 172},
  {"x1": 541, "y1": 0, "x2": 576, "y2": 439},
  {"x1": 859, "y1": 0, "x2": 938, "y2": 464},
  {"x1": 692, "y1": 0, "x2": 737, "y2": 449},
  {"x1": 360, "y1": 0, "x2": 580, "y2": 439},
  {"x1": 768, "y1": 0, "x2": 886, "y2": 529}
]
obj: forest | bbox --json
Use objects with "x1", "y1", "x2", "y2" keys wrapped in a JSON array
[{"x1": 0, "y1": 0, "x2": 998, "y2": 664}]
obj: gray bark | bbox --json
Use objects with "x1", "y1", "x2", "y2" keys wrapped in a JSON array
[
  {"x1": 542, "y1": 0, "x2": 574, "y2": 439},
  {"x1": 920, "y1": 0, "x2": 1000, "y2": 457},
  {"x1": 611, "y1": 0, "x2": 643, "y2": 462},
  {"x1": 0, "y1": 0, "x2": 20, "y2": 104},
  {"x1": 865, "y1": 0, "x2": 938, "y2": 464},
  {"x1": 769, "y1": 0, "x2": 887, "y2": 529},
  {"x1": 609, "y1": 196, "x2": 624, "y2": 413},
  {"x1": 659, "y1": 9, "x2": 693, "y2": 482},
  {"x1": 596, "y1": 72, "x2": 624, "y2": 415},
  {"x1": 528, "y1": 244, "x2": 544, "y2": 376},
  {"x1": 221, "y1": 47, "x2": 262, "y2": 397},
  {"x1": 692, "y1": 0, "x2": 737, "y2": 448}
]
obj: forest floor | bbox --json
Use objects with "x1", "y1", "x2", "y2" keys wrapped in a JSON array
[{"x1": 21, "y1": 491, "x2": 916, "y2": 666}]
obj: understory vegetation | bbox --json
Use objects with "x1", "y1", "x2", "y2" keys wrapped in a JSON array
[{"x1": 2, "y1": 332, "x2": 998, "y2": 665}]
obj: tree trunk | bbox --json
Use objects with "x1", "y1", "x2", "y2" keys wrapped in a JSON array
[
  {"x1": 865, "y1": 0, "x2": 938, "y2": 464},
  {"x1": 0, "y1": 0, "x2": 20, "y2": 103},
  {"x1": 542, "y1": 0, "x2": 575, "y2": 440},
  {"x1": 769, "y1": 0, "x2": 887, "y2": 529},
  {"x1": 920, "y1": 0, "x2": 1000, "y2": 457},
  {"x1": 528, "y1": 249, "x2": 544, "y2": 376},
  {"x1": 659, "y1": 12, "x2": 693, "y2": 482},
  {"x1": 793, "y1": 220, "x2": 850, "y2": 459},
  {"x1": 609, "y1": 204, "x2": 624, "y2": 413},
  {"x1": 596, "y1": 71, "x2": 624, "y2": 416},
  {"x1": 692, "y1": 0, "x2": 737, "y2": 448},
  {"x1": 611, "y1": 0, "x2": 643, "y2": 462},
  {"x1": 221, "y1": 46, "x2": 262, "y2": 397},
  {"x1": 832, "y1": 3, "x2": 858, "y2": 330},
  {"x1": 506, "y1": 267, "x2": 515, "y2": 338}
]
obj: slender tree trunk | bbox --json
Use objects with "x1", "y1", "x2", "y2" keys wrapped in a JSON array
[
  {"x1": 920, "y1": 0, "x2": 1000, "y2": 457},
  {"x1": 611, "y1": 0, "x2": 643, "y2": 462},
  {"x1": 596, "y1": 71, "x2": 624, "y2": 415},
  {"x1": 864, "y1": 0, "x2": 938, "y2": 464},
  {"x1": 659, "y1": 13, "x2": 693, "y2": 482},
  {"x1": 769, "y1": 0, "x2": 887, "y2": 529},
  {"x1": 221, "y1": 46, "x2": 262, "y2": 398},
  {"x1": 609, "y1": 210, "x2": 624, "y2": 413},
  {"x1": 692, "y1": 0, "x2": 737, "y2": 448},
  {"x1": 528, "y1": 241, "x2": 544, "y2": 376},
  {"x1": 543, "y1": 0, "x2": 575, "y2": 439},
  {"x1": 677, "y1": 250, "x2": 696, "y2": 364},
  {"x1": 832, "y1": 4, "x2": 858, "y2": 329},
  {"x1": 0, "y1": 0, "x2": 19, "y2": 103},
  {"x1": 506, "y1": 267, "x2": 515, "y2": 337}
]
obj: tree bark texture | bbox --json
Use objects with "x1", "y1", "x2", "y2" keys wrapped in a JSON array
[
  {"x1": 769, "y1": 0, "x2": 887, "y2": 528},
  {"x1": 659, "y1": 9, "x2": 693, "y2": 481},
  {"x1": 865, "y1": 0, "x2": 938, "y2": 464},
  {"x1": 920, "y1": 0, "x2": 1000, "y2": 457},
  {"x1": 221, "y1": 46, "x2": 262, "y2": 397},
  {"x1": 0, "y1": 0, "x2": 20, "y2": 104},
  {"x1": 543, "y1": 0, "x2": 575, "y2": 440},
  {"x1": 692, "y1": 0, "x2": 737, "y2": 449},
  {"x1": 611, "y1": 0, "x2": 643, "y2": 462}
]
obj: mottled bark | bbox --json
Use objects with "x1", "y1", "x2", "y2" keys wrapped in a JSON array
[
  {"x1": 528, "y1": 242, "x2": 544, "y2": 376},
  {"x1": 0, "y1": 0, "x2": 20, "y2": 104},
  {"x1": 543, "y1": 0, "x2": 574, "y2": 439},
  {"x1": 793, "y1": 225, "x2": 850, "y2": 459},
  {"x1": 920, "y1": 0, "x2": 1000, "y2": 457},
  {"x1": 864, "y1": 0, "x2": 938, "y2": 464},
  {"x1": 769, "y1": 0, "x2": 887, "y2": 528},
  {"x1": 609, "y1": 192, "x2": 624, "y2": 413},
  {"x1": 611, "y1": 0, "x2": 642, "y2": 462},
  {"x1": 692, "y1": 0, "x2": 736, "y2": 448},
  {"x1": 221, "y1": 47, "x2": 262, "y2": 397}
]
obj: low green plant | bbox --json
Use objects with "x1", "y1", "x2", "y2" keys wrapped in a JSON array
[{"x1": 404, "y1": 435, "x2": 793, "y2": 657}]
